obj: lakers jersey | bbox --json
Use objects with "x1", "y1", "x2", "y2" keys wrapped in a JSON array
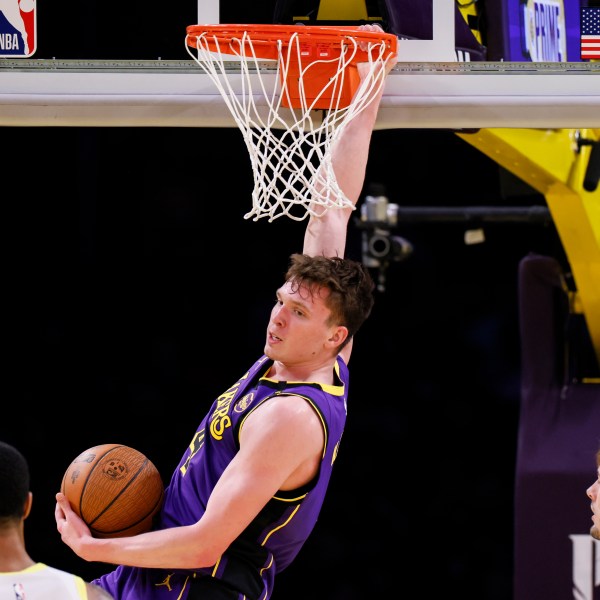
[{"x1": 94, "y1": 354, "x2": 349, "y2": 600}]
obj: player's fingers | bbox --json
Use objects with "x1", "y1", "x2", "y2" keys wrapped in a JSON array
[
  {"x1": 384, "y1": 51, "x2": 398, "y2": 74},
  {"x1": 55, "y1": 498, "x2": 67, "y2": 531},
  {"x1": 56, "y1": 492, "x2": 75, "y2": 518},
  {"x1": 358, "y1": 23, "x2": 384, "y2": 33},
  {"x1": 356, "y1": 23, "x2": 389, "y2": 54}
]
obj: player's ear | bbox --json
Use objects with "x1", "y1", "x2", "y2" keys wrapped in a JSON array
[
  {"x1": 328, "y1": 326, "x2": 348, "y2": 348},
  {"x1": 23, "y1": 491, "x2": 33, "y2": 520}
]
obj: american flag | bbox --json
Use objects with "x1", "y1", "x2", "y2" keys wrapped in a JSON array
[{"x1": 581, "y1": 7, "x2": 600, "y2": 60}]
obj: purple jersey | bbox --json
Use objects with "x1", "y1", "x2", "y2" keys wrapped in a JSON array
[{"x1": 94, "y1": 354, "x2": 349, "y2": 600}]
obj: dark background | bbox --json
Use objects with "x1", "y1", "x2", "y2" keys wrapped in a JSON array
[{"x1": 0, "y1": 1, "x2": 578, "y2": 598}]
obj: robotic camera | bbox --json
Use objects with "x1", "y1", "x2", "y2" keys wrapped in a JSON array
[{"x1": 356, "y1": 183, "x2": 413, "y2": 292}]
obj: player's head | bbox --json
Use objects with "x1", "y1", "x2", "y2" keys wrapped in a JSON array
[
  {"x1": 586, "y1": 449, "x2": 600, "y2": 540},
  {"x1": 285, "y1": 254, "x2": 375, "y2": 350},
  {"x1": 0, "y1": 441, "x2": 30, "y2": 527}
]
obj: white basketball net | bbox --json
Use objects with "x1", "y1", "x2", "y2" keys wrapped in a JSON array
[{"x1": 186, "y1": 29, "x2": 391, "y2": 222}]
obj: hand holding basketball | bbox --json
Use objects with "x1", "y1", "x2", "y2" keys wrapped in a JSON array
[{"x1": 60, "y1": 443, "x2": 164, "y2": 539}]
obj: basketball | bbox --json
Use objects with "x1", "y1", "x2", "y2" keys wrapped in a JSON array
[{"x1": 61, "y1": 443, "x2": 164, "y2": 538}]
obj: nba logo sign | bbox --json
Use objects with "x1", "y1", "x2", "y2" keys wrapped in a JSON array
[{"x1": 0, "y1": 0, "x2": 36, "y2": 57}]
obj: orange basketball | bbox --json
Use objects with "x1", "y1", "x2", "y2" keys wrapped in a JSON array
[{"x1": 61, "y1": 443, "x2": 164, "y2": 538}]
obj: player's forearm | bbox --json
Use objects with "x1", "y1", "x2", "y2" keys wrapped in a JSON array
[
  {"x1": 303, "y1": 84, "x2": 383, "y2": 257},
  {"x1": 302, "y1": 49, "x2": 392, "y2": 257},
  {"x1": 79, "y1": 524, "x2": 222, "y2": 569},
  {"x1": 329, "y1": 65, "x2": 386, "y2": 206}
]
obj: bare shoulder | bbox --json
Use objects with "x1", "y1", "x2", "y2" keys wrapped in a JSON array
[
  {"x1": 249, "y1": 393, "x2": 323, "y2": 427},
  {"x1": 240, "y1": 394, "x2": 325, "y2": 490},
  {"x1": 86, "y1": 582, "x2": 115, "y2": 600},
  {"x1": 242, "y1": 394, "x2": 325, "y2": 449}
]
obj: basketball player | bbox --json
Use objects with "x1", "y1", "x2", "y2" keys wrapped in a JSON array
[
  {"x1": 54, "y1": 24, "x2": 397, "y2": 600},
  {"x1": 0, "y1": 441, "x2": 114, "y2": 600},
  {"x1": 587, "y1": 449, "x2": 600, "y2": 540}
]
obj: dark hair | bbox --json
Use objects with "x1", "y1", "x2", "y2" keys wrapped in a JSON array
[
  {"x1": 285, "y1": 254, "x2": 375, "y2": 350},
  {"x1": 0, "y1": 441, "x2": 30, "y2": 525}
]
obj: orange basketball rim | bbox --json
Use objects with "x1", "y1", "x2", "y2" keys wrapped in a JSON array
[{"x1": 185, "y1": 24, "x2": 397, "y2": 110}]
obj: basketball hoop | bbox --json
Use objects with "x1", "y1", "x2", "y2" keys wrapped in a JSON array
[{"x1": 185, "y1": 24, "x2": 397, "y2": 222}]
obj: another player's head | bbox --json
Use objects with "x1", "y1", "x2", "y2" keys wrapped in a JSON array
[
  {"x1": 586, "y1": 449, "x2": 600, "y2": 540},
  {"x1": 0, "y1": 441, "x2": 31, "y2": 528},
  {"x1": 279, "y1": 254, "x2": 375, "y2": 353}
]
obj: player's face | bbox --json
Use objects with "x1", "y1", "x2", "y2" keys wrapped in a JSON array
[
  {"x1": 586, "y1": 467, "x2": 600, "y2": 540},
  {"x1": 265, "y1": 280, "x2": 336, "y2": 364}
]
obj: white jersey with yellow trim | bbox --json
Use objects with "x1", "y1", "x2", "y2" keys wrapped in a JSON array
[{"x1": 0, "y1": 563, "x2": 88, "y2": 600}]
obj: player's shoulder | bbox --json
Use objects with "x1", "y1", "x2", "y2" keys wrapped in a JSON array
[
  {"x1": 85, "y1": 581, "x2": 115, "y2": 600},
  {"x1": 26, "y1": 565, "x2": 113, "y2": 600},
  {"x1": 260, "y1": 392, "x2": 318, "y2": 416},
  {"x1": 246, "y1": 392, "x2": 323, "y2": 436}
]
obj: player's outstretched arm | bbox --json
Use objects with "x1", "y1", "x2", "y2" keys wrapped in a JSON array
[{"x1": 303, "y1": 26, "x2": 397, "y2": 259}]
